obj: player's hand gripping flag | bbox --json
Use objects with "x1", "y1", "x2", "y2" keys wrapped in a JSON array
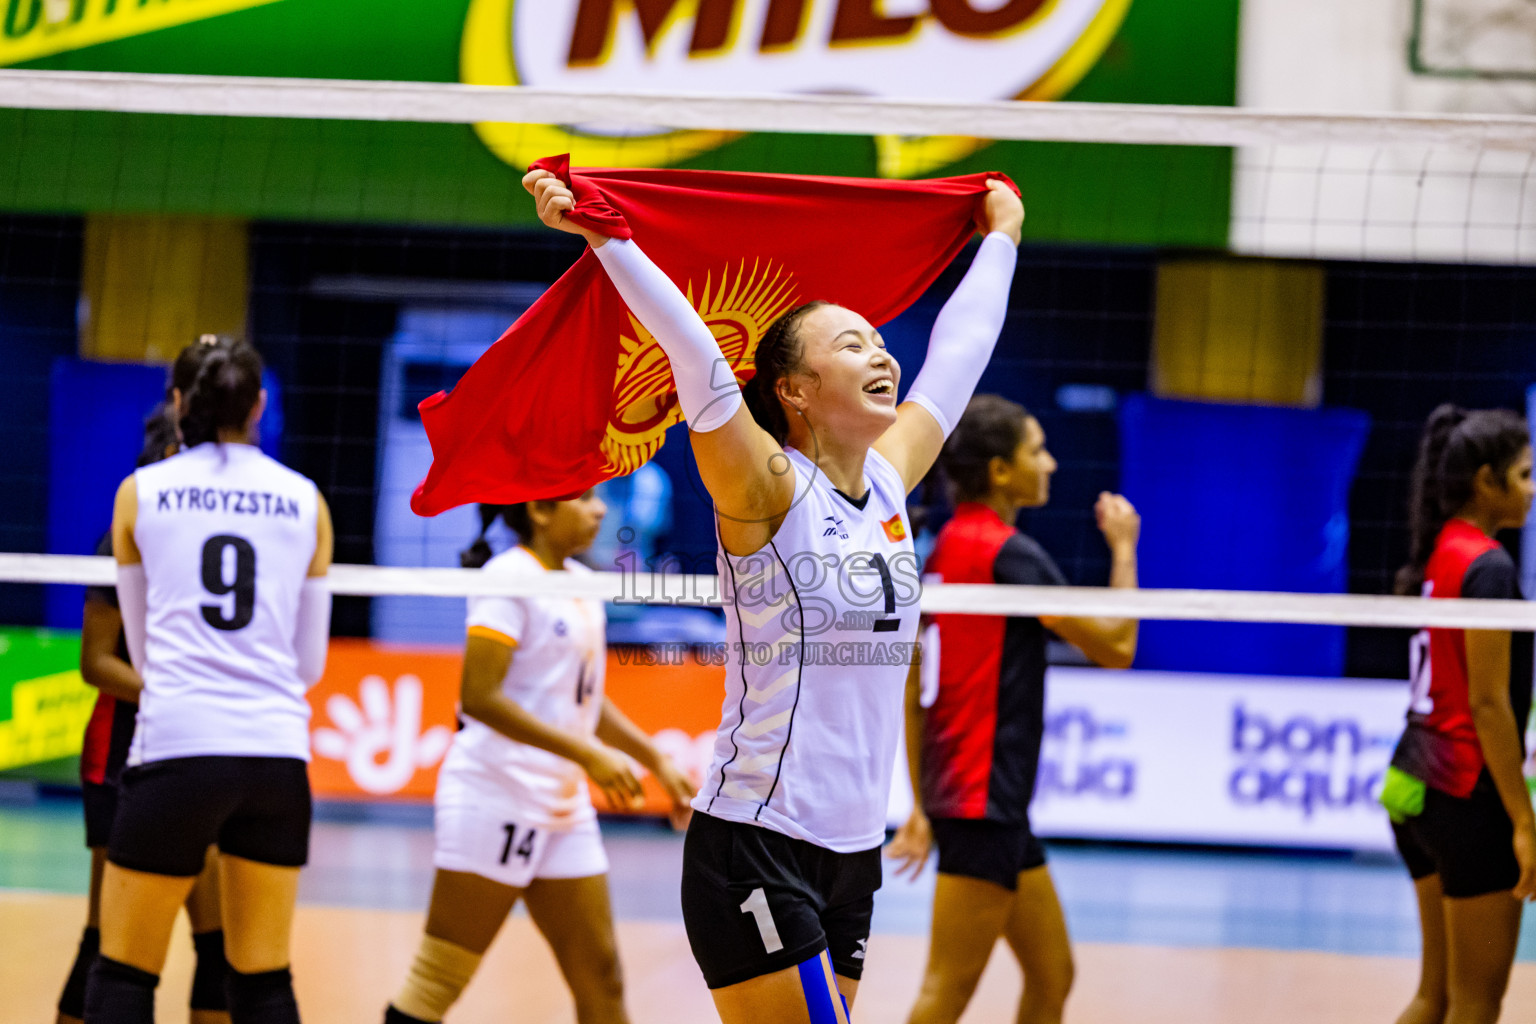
[{"x1": 411, "y1": 156, "x2": 1018, "y2": 516}]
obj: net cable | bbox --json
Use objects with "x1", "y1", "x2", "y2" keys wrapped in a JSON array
[
  {"x1": 2, "y1": 69, "x2": 1536, "y2": 151},
  {"x1": 3, "y1": 553, "x2": 1535, "y2": 630}
]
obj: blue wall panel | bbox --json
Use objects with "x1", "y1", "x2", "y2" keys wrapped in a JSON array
[
  {"x1": 45, "y1": 359, "x2": 167, "y2": 628},
  {"x1": 1119, "y1": 395, "x2": 1369, "y2": 676}
]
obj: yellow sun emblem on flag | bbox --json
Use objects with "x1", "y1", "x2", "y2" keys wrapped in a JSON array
[{"x1": 602, "y1": 260, "x2": 799, "y2": 476}]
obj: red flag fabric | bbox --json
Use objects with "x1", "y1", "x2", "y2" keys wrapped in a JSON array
[{"x1": 410, "y1": 159, "x2": 1017, "y2": 516}]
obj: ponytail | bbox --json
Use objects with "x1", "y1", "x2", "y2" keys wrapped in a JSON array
[
  {"x1": 940, "y1": 394, "x2": 1030, "y2": 504},
  {"x1": 460, "y1": 503, "x2": 533, "y2": 568},
  {"x1": 1396, "y1": 403, "x2": 1529, "y2": 594},
  {"x1": 744, "y1": 300, "x2": 828, "y2": 445},
  {"x1": 168, "y1": 333, "x2": 226, "y2": 401},
  {"x1": 180, "y1": 339, "x2": 263, "y2": 448},
  {"x1": 460, "y1": 505, "x2": 500, "y2": 569}
]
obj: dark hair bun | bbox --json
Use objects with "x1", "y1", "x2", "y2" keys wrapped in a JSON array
[
  {"x1": 746, "y1": 300, "x2": 829, "y2": 445},
  {"x1": 460, "y1": 504, "x2": 533, "y2": 568},
  {"x1": 941, "y1": 394, "x2": 1030, "y2": 503},
  {"x1": 180, "y1": 339, "x2": 263, "y2": 448}
]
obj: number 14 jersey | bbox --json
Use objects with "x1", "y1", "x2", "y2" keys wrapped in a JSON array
[{"x1": 130, "y1": 443, "x2": 320, "y2": 766}]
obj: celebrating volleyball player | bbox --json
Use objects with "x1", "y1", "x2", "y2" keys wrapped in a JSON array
[
  {"x1": 85, "y1": 338, "x2": 334, "y2": 1024},
  {"x1": 382, "y1": 500, "x2": 695, "y2": 1024},
  {"x1": 524, "y1": 166, "x2": 1021, "y2": 1024},
  {"x1": 1385, "y1": 405, "x2": 1535, "y2": 1024},
  {"x1": 58, "y1": 340, "x2": 230, "y2": 1024},
  {"x1": 886, "y1": 395, "x2": 1140, "y2": 1024}
]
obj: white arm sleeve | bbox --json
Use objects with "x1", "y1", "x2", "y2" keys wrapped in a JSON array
[
  {"x1": 295, "y1": 578, "x2": 332, "y2": 686},
  {"x1": 592, "y1": 238, "x2": 743, "y2": 433},
  {"x1": 905, "y1": 231, "x2": 1018, "y2": 437},
  {"x1": 116, "y1": 563, "x2": 147, "y2": 675}
]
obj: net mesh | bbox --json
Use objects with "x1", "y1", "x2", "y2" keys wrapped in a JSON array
[{"x1": 1, "y1": 73, "x2": 1535, "y2": 678}]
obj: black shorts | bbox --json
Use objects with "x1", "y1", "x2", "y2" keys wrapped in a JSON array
[
  {"x1": 109, "y1": 756, "x2": 312, "y2": 877},
  {"x1": 930, "y1": 816, "x2": 1046, "y2": 891},
  {"x1": 82, "y1": 781, "x2": 119, "y2": 849},
  {"x1": 680, "y1": 812, "x2": 881, "y2": 990},
  {"x1": 1391, "y1": 773, "x2": 1518, "y2": 899}
]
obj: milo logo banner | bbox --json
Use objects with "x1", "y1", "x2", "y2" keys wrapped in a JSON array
[
  {"x1": 463, "y1": 0, "x2": 1130, "y2": 177},
  {"x1": 1032, "y1": 667, "x2": 1409, "y2": 853},
  {"x1": 3, "y1": 0, "x2": 1240, "y2": 244}
]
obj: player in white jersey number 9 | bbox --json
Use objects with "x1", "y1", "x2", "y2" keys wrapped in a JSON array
[
  {"x1": 88, "y1": 338, "x2": 334, "y2": 1024},
  {"x1": 526, "y1": 168, "x2": 1022, "y2": 1024},
  {"x1": 56, "y1": 339, "x2": 229, "y2": 1024},
  {"x1": 383, "y1": 496, "x2": 696, "y2": 1024}
]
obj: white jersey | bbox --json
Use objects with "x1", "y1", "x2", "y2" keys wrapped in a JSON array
[
  {"x1": 129, "y1": 443, "x2": 320, "y2": 765},
  {"x1": 444, "y1": 546, "x2": 607, "y2": 828},
  {"x1": 696, "y1": 447, "x2": 920, "y2": 853}
]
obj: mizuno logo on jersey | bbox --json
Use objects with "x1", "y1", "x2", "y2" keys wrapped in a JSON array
[
  {"x1": 881, "y1": 514, "x2": 907, "y2": 543},
  {"x1": 823, "y1": 515, "x2": 849, "y2": 540}
]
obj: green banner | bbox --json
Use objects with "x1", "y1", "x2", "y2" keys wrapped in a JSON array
[
  {"x1": 3, "y1": 0, "x2": 1240, "y2": 246},
  {"x1": 0, "y1": 628, "x2": 92, "y2": 772}
]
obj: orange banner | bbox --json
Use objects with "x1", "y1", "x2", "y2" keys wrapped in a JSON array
[{"x1": 306, "y1": 639, "x2": 724, "y2": 812}]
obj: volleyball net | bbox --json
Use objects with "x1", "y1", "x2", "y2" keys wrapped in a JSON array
[
  {"x1": 3, "y1": 69, "x2": 1534, "y2": 260},
  {"x1": 2, "y1": 69, "x2": 1536, "y2": 647}
]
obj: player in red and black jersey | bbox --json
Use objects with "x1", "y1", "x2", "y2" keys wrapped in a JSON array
[
  {"x1": 1387, "y1": 404, "x2": 1535, "y2": 1024},
  {"x1": 888, "y1": 395, "x2": 1140, "y2": 1024},
  {"x1": 55, "y1": 341, "x2": 230, "y2": 1024}
]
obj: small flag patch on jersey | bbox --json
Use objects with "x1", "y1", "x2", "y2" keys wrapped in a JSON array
[{"x1": 882, "y1": 515, "x2": 907, "y2": 542}]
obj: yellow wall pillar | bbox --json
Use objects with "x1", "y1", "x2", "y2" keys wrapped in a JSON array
[
  {"x1": 1151, "y1": 259, "x2": 1325, "y2": 407},
  {"x1": 80, "y1": 215, "x2": 248, "y2": 363}
]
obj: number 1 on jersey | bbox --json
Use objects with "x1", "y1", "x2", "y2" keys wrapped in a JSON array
[
  {"x1": 739, "y1": 887, "x2": 784, "y2": 953},
  {"x1": 870, "y1": 552, "x2": 901, "y2": 633}
]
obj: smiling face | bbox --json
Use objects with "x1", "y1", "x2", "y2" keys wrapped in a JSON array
[{"x1": 777, "y1": 304, "x2": 901, "y2": 447}]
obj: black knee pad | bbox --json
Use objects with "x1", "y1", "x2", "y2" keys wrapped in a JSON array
[
  {"x1": 84, "y1": 955, "x2": 158, "y2": 1024},
  {"x1": 57, "y1": 925, "x2": 99, "y2": 1019},
  {"x1": 225, "y1": 965, "x2": 299, "y2": 1024},
  {"x1": 190, "y1": 930, "x2": 229, "y2": 1011}
]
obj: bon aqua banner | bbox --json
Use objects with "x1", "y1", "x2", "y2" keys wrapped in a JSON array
[{"x1": 3, "y1": 0, "x2": 1240, "y2": 245}]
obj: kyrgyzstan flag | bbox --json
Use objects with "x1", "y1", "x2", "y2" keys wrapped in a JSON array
[{"x1": 410, "y1": 156, "x2": 1017, "y2": 516}]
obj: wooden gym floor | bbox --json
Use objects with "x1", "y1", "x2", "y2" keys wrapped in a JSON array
[{"x1": 2, "y1": 798, "x2": 1534, "y2": 1023}]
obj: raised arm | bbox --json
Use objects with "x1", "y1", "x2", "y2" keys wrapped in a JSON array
[
  {"x1": 874, "y1": 180, "x2": 1022, "y2": 493},
  {"x1": 524, "y1": 170, "x2": 793, "y2": 553},
  {"x1": 1039, "y1": 493, "x2": 1141, "y2": 670}
]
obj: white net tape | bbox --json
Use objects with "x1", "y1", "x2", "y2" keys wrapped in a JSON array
[
  {"x1": 4, "y1": 553, "x2": 1535, "y2": 631},
  {"x1": 2, "y1": 70, "x2": 1535, "y2": 151}
]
